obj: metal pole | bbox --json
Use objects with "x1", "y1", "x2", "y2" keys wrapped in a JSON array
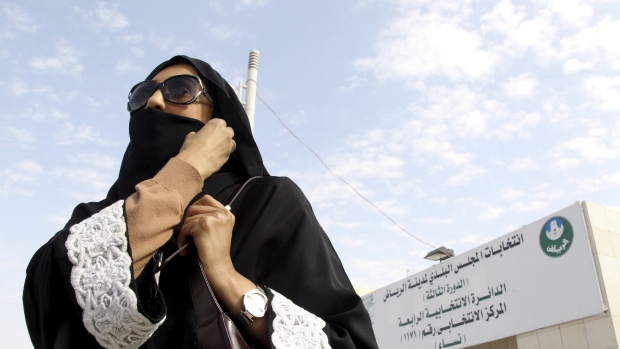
[{"x1": 245, "y1": 49, "x2": 259, "y2": 132}]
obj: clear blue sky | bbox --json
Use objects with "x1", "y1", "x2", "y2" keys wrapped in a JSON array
[{"x1": 2, "y1": 0, "x2": 620, "y2": 346}]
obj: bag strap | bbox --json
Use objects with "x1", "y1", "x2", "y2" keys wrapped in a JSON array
[
  {"x1": 188, "y1": 176, "x2": 261, "y2": 349},
  {"x1": 223, "y1": 176, "x2": 261, "y2": 209},
  {"x1": 154, "y1": 176, "x2": 261, "y2": 274}
]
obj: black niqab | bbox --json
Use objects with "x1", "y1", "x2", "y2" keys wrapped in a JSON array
[{"x1": 107, "y1": 55, "x2": 268, "y2": 203}]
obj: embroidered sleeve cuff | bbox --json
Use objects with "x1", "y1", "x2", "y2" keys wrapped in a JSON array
[
  {"x1": 266, "y1": 288, "x2": 331, "y2": 349},
  {"x1": 153, "y1": 157, "x2": 204, "y2": 208},
  {"x1": 66, "y1": 200, "x2": 164, "y2": 349}
]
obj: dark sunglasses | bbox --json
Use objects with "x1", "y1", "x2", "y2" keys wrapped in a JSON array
[{"x1": 127, "y1": 74, "x2": 214, "y2": 112}]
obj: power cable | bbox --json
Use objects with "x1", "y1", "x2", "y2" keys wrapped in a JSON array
[{"x1": 256, "y1": 93, "x2": 436, "y2": 249}]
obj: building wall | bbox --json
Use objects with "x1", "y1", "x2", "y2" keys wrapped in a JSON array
[
  {"x1": 467, "y1": 336, "x2": 517, "y2": 349},
  {"x1": 515, "y1": 313, "x2": 615, "y2": 349},
  {"x1": 511, "y1": 201, "x2": 620, "y2": 349}
]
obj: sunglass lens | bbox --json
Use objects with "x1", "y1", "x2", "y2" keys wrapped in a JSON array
[
  {"x1": 163, "y1": 76, "x2": 200, "y2": 103},
  {"x1": 128, "y1": 81, "x2": 157, "y2": 112}
]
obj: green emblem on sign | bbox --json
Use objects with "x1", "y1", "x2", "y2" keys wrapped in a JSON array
[{"x1": 540, "y1": 216, "x2": 573, "y2": 257}]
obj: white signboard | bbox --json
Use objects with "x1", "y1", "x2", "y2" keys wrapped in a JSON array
[{"x1": 362, "y1": 202, "x2": 605, "y2": 349}]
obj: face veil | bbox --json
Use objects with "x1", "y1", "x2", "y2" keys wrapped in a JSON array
[{"x1": 106, "y1": 55, "x2": 269, "y2": 203}]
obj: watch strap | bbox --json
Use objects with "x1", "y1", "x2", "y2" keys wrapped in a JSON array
[{"x1": 236, "y1": 310, "x2": 253, "y2": 327}]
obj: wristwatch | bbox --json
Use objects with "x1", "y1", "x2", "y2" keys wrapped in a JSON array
[{"x1": 236, "y1": 286, "x2": 268, "y2": 326}]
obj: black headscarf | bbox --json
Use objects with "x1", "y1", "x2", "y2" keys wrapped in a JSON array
[
  {"x1": 107, "y1": 55, "x2": 269, "y2": 202},
  {"x1": 61, "y1": 55, "x2": 269, "y2": 233}
]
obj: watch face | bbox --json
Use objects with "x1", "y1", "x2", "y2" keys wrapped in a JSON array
[{"x1": 244, "y1": 290, "x2": 268, "y2": 317}]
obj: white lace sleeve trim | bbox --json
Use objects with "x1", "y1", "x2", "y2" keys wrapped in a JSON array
[
  {"x1": 66, "y1": 200, "x2": 164, "y2": 349},
  {"x1": 270, "y1": 289, "x2": 331, "y2": 349}
]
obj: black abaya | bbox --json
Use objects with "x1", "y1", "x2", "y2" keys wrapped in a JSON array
[{"x1": 23, "y1": 55, "x2": 379, "y2": 349}]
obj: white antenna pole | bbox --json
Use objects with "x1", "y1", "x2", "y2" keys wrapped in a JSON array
[{"x1": 245, "y1": 49, "x2": 259, "y2": 132}]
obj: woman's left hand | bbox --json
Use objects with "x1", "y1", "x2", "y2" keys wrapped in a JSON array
[
  {"x1": 178, "y1": 194, "x2": 271, "y2": 349},
  {"x1": 178, "y1": 195, "x2": 235, "y2": 272}
]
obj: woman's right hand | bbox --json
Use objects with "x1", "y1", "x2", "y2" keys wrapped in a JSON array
[{"x1": 176, "y1": 118, "x2": 235, "y2": 180}]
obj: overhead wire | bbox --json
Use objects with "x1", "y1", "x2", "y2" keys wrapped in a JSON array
[{"x1": 256, "y1": 93, "x2": 436, "y2": 249}]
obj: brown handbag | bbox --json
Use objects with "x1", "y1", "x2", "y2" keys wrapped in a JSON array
[{"x1": 156, "y1": 176, "x2": 261, "y2": 349}]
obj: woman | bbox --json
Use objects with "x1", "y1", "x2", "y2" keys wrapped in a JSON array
[{"x1": 23, "y1": 55, "x2": 379, "y2": 349}]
